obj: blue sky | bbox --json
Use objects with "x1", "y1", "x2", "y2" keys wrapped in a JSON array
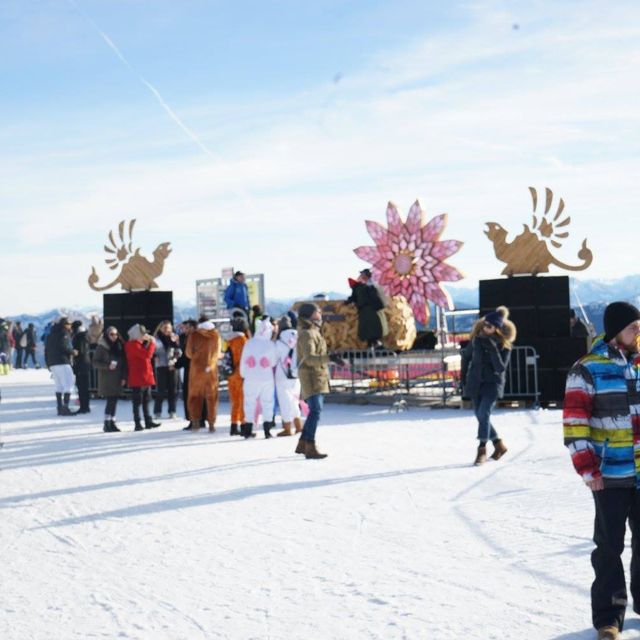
[{"x1": 1, "y1": 0, "x2": 639, "y2": 314}]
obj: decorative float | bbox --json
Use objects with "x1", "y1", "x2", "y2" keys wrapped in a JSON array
[{"x1": 296, "y1": 200, "x2": 464, "y2": 352}]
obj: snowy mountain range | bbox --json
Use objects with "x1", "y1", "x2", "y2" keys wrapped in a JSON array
[{"x1": 4, "y1": 277, "x2": 640, "y2": 338}]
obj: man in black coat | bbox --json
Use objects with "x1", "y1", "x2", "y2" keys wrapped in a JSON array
[
  {"x1": 12, "y1": 321, "x2": 24, "y2": 369},
  {"x1": 46, "y1": 317, "x2": 78, "y2": 416},
  {"x1": 348, "y1": 269, "x2": 385, "y2": 348},
  {"x1": 176, "y1": 319, "x2": 198, "y2": 430},
  {"x1": 71, "y1": 320, "x2": 91, "y2": 413}
]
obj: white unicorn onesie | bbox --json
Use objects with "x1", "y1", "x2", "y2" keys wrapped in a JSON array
[
  {"x1": 239, "y1": 318, "x2": 277, "y2": 438},
  {"x1": 274, "y1": 327, "x2": 302, "y2": 437}
]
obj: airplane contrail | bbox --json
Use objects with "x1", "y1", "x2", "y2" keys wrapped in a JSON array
[{"x1": 66, "y1": 0, "x2": 260, "y2": 211}]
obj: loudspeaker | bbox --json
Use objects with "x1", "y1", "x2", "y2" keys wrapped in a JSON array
[
  {"x1": 103, "y1": 291, "x2": 173, "y2": 339},
  {"x1": 479, "y1": 276, "x2": 570, "y2": 312},
  {"x1": 527, "y1": 337, "x2": 589, "y2": 369},
  {"x1": 536, "y1": 307, "x2": 571, "y2": 339},
  {"x1": 537, "y1": 367, "x2": 571, "y2": 404},
  {"x1": 535, "y1": 276, "x2": 569, "y2": 307}
]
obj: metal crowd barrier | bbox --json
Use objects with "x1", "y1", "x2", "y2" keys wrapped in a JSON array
[
  {"x1": 502, "y1": 345, "x2": 540, "y2": 406},
  {"x1": 328, "y1": 348, "x2": 462, "y2": 405},
  {"x1": 327, "y1": 344, "x2": 540, "y2": 407}
]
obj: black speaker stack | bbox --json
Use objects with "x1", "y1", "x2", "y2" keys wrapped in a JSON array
[
  {"x1": 103, "y1": 291, "x2": 174, "y2": 340},
  {"x1": 479, "y1": 276, "x2": 588, "y2": 404}
]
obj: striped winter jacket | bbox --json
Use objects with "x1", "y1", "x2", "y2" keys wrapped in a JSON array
[{"x1": 563, "y1": 336, "x2": 640, "y2": 488}]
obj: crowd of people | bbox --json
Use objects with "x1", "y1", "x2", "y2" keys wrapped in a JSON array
[
  {"x1": 13, "y1": 270, "x2": 345, "y2": 460},
  {"x1": 0, "y1": 319, "x2": 39, "y2": 372}
]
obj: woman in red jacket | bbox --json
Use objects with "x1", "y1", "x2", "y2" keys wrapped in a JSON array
[{"x1": 125, "y1": 324, "x2": 160, "y2": 431}]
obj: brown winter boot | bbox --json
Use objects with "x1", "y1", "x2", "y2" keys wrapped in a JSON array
[
  {"x1": 597, "y1": 625, "x2": 620, "y2": 640},
  {"x1": 191, "y1": 420, "x2": 202, "y2": 433},
  {"x1": 295, "y1": 437, "x2": 306, "y2": 454},
  {"x1": 208, "y1": 422, "x2": 216, "y2": 433},
  {"x1": 277, "y1": 422, "x2": 293, "y2": 437},
  {"x1": 491, "y1": 439, "x2": 507, "y2": 461},
  {"x1": 293, "y1": 417, "x2": 303, "y2": 434},
  {"x1": 474, "y1": 444, "x2": 487, "y2": 466},
  {"x1": 304, "y1": 440, "x2": 328, "y2": 459}
]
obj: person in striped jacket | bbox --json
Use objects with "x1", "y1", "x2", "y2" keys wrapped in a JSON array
[{"x1": 563, "y1": 301, "x2": 640, "y2": 640}]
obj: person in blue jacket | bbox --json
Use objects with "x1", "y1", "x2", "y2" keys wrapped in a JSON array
[{"x1": 224, "y1": 271, "x2": 250, "y2": 314}]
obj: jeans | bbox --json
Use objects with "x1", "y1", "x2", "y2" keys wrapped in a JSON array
[
  {"x1": 472, "y1": 384, "x2": 499, "y2": 443},
  {"x1": 591, "y1": 488, "x2": 640, "y2": 630},
  {"x1": 301, "y1": 394, "x2": 324, "y2": 442}
]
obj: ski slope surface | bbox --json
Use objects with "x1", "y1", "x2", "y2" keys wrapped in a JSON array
[{"x1": 0, "y1": 370, "x2": 634, "y2": 639}]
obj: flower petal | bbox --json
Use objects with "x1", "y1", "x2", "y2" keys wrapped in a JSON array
[
  {"x1": 422, "y1": 213, "x2": 448, "y2": 241},
  {"x1": 431, "y1": 239, "x2": 463, "y2": 261},
  {"x1": 365, "y1": 220, "x2": 389, "y2": 246},
  {"x1": 406, "y1": 200, "x2": 424, "y2": 235},
  {"x1": 425, "y1": 283, "x2": 453, "y2": 309},
  {"x1": 386, "y1": 202, "x2": 404, "y2": 237},
  {"x1": 433, "y1": 262, "x2": 464, "y2": 282},
  {"x1": 409, "y1": 291, "x2": 428, "y2": 325},
  {"x1": 354, "y1": 246, "x2": 380, "y2": 263}
]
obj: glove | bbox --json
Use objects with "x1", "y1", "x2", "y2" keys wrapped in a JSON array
[
  {"x1": 571, "y1": 447, "x2": 601, "y2": 480},
  {"x1": 329, "y1": 354, "x2": 346, "y2": 367}
]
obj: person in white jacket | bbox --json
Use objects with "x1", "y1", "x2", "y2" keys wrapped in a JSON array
[
  {"x1": 239, "y1": 317, "x2": 277, "y2": 439},
  {"x1": 274, "y1": 316, "x2": 302, "y2": 437}
]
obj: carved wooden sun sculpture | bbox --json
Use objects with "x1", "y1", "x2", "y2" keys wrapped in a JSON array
[{"x1": 354, "y1": 200, "x2": 464, "y2": 324}]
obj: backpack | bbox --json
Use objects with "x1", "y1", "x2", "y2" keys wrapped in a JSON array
[
  {"x1": 221, "y1": 348, "x2": 235, "y2": 376},
  {"x1": 282, "y1": 347, "x2": 298, "y2": 380}
]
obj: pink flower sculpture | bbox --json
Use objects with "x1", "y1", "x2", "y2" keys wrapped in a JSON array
[{"x1": 354, "y1": 201, "x2": 464, "y2": 325}]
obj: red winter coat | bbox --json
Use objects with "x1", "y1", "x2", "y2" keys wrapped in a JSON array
[{"x1": 125, "y1": 339, "x2": 156, "y2": 387}]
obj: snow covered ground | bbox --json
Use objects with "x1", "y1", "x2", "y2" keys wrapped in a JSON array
[{"x1": 1, "y1": 370, "x2": 636, "y2": 639}]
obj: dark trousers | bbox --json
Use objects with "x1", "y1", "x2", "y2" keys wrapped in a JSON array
[
  {"x1": 131, "y1": 387, "x2": 152, "y2": 423},
  {"x1": 301, "y1": 394, "x2": 324, "y2": 441},
  {"x1": 591, "y1": 488, "x2": 640, "y2": 630},
  {"x1": 24, "y1": 349, "x2": 37, "y2": 367},
  {"x1": 105, "y1": 396, "x2": 118, "y2": 417},
  {"x1": 154, "y1": 367, "x2": 178, "y2": 415},
  {"x1": 75, "y1": 371, "x2": 90, "y2": 411},
  {"x1": 14, "y1": 347, "x2": 23, "y2": 368},
  {"x1": 472, "y1": 384, "x2": 499, "y2": 442},
  {"x1": 182, "y1": 368, "x2": 190, "y2": 420}
]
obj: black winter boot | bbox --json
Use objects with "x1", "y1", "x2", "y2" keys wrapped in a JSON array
[
  {"x1": 230, "y1": 423, "x2": 240, "y2": 436},
  {"x1": 60, "y1": 393, "x2": 77, "y2": 416},
  {"x1": 134, "y1": 420, "x2": 144, "y2": 431},
  {"x1": 145, "y1": 416, "x2": 161, "y2": 429},
  {"x1": 103, "y1": 419, "x2": 120, "y2": 433},
  {"x1": 241, "y1": 422, "x2": 256, "y2": 439},
  {"x1": 62, "y1": 393, "x2": 78, "y2": 416},
  {"x1": 263, "y1": 421, "x2": 275, "y2": 439},
  {"x1": 56, "y1": 392, "x2": 63, "y2": 416}
]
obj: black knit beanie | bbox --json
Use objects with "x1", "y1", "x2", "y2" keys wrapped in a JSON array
[{"x1": 603, "y1": 301, "x2": 640, "y2": 342}]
